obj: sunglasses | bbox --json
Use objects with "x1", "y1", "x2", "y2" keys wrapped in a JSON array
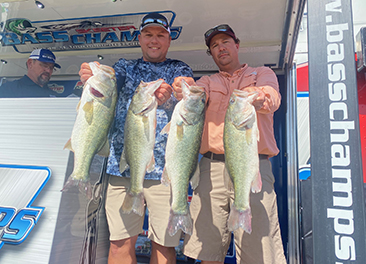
[
  {"x1": 140, "y1": 17, "x2": 169, "y2": 30},
  {"x1": 204, "y1": 24, "x2": 234, "y2": 40}
]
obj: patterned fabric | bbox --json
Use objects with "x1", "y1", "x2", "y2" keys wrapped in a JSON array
[{"x1": 106, "y1": 57, "x2": 193, "y2": 180}]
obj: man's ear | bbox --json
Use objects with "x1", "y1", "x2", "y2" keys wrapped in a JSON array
[{"x1": 26, "y1": 59, "x2": 33, "y2": 69}]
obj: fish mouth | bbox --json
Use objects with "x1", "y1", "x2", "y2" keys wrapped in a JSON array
[
  {"x1": 189, "y1": 86, "x2": 205, "y2": 94},
  {"x1": 135, "y1": 97, "x2": 157, "y2": 115}
]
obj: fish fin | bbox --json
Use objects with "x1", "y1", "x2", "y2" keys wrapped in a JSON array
[
  {"x1": 97, "y1": 139, "x2": 110, "y2": 157},
  {"x1": 119, "y1": 149, "x2": 129, "y2": 173},
  {"x1": 228, "y1": 204, "x2": 252, "y2": 234},
  {"x1": 146, "y1": 152, "x2": 155, "y2": 173},
  {"x1": 83, "y1": 101, "x2": 94, "y2": 124},
  {"x1": 251, "y1": 171, "x2": 262, "y2": 193},
  {"x1": 63, "y1": 138, "x2": 73, "y2": 151},
  {"x1": 245, "y1": 127, "x2": 253, "y2": 144},
  {"x1": 161, "y1": 167, "x2": 171, "y2": 186},
  {"x1": 76, "y1": 100, "x2": 81, "y2": 111},
  {"x1": 83, "y1": 100, "x2": 93, "y2": 113},
  {"x1": 167, "y1": 209, "x2": 193, "y2": 236},
  {"x1": 189, "y1": 164, "x2": 200, "y2": 190},
  {"x1": 224, "y1": 166, "x2": 234, "y2": 191},
  {"x1": 176, "y1": 123, "x2": 184, "y2": 140},
  {"x1": 161, "y1": 122, "x2": 171, "y2": 135},
  {"x1": 122, "y1": 191, "x2": 145, "y2": 216}
]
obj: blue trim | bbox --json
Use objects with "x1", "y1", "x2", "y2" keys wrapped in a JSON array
[
  {"x1": 297, "y1": 91, "x2": 309, "y2": 97},
  {"x1": 0, "y1": 164, "x2": 50, "y2": 248},
  {"x1": 299, "y1": 167, "x2": 311, "y2": 180}
]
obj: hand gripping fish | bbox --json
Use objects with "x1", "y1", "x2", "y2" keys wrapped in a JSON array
[
  {"x1": 119, "y1": 79, "x2": 164, "y2": 216},
  {"x1": 62, "y1": 62, "x2": 117, "y2": 195},
  {"x1": 223, "y1": 90, "x2": 262, "y2": 234},
  {"x1": 161, "y1": 80, "x2": 206, "y2": 236}
]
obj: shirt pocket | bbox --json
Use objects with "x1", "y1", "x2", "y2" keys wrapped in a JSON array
[
  {"x1": 208, "y1": 83, "x2": 228, "y2": 113},
  {"x1": 239, "y1": 72, "x2": 258, "y2": 89}
]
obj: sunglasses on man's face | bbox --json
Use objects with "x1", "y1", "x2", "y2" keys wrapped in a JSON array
[
  {"x1": 141, "y1": 18, "x2": 169, "y2": 30},
  {"x1": 204, "y1": 24, "x2": 234, "y2": 40}
]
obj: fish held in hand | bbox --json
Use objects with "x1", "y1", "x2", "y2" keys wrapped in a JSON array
[
  {"x1": 161, "y1": 79, "x2": 206, "y2": 236},
  {"x1": 224, "y1": 89, "x2": 262, "y2": 234},
  {"x1": 120, "y1": 79, "x2": 164, "y2": 216},
  {"x1": 62, "y1": 62, "x2": 117, "y2": 195}
]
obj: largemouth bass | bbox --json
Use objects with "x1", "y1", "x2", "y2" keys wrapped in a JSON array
[
  {"x1": 63, "y1": 62, "x2": 117, "y2": 194},
  {"x1": 119, "y1": 79, "x2": 164, "y2": 216},
  {"x1": 161, "y1": 80, "x2": 206, "y2": 236},
  {"x1": 223, "y1": 90, "x2": 262, "y2": 234}
]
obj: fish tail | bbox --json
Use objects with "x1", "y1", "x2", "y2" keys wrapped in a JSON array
[
  {"x1": 122, "y1": 191, "x2": 145, "y2": 216},
  {"x1": 228, "y1": 204, "x2": 252, "y2": 234},
  {"x1": 167, "y1": 209, "x2": 193, "y2": 236}
]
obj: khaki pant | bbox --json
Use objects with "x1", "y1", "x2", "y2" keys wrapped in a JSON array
[
  {"x1": 183, "y1": 157, "x2": 287, "y2": 264},
  {"x1": 105, "y1": 175, "x2": 181, "y2": 247}
]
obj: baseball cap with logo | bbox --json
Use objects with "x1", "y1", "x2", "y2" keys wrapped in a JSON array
[
  {"x1": 139, "y1": 12, "x2": 171, "y2": 34},
  {"x1": 204, "y1": 24, "x2": 238, "y2": 47},
  {"x1": 29, "y1": 49, "x2": 61, "y2": 68}
]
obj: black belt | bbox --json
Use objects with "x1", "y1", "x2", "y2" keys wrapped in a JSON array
[
  {"x1": 203, "y1": 151, "x2": 225, "y2": 161},
  {"x1": 203, "y1": 151, "x2": 269, "y2": 161}
]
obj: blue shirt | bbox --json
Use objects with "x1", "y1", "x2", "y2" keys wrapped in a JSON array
[
  {"x1": 106, "y1": 57, "x2": 193, "y2": 180},
  {"x1": 0, "y1": 75, "x2": 58, "y2": 98}
]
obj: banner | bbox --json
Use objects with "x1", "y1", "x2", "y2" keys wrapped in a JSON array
[
  {"x1": 307, "y1": 0, "x2": 366, "y2": 262},
  {"x1": 0, "y1": 11, "x2": 182, "y2": 53}
]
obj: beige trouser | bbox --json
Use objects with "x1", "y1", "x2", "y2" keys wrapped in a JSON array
[
  {"x1": 183, "y1": 157, "x2": 287, "y2": 264},
  {"x1": 105, "y1": 175, "x2": 181, "y2": 247}
]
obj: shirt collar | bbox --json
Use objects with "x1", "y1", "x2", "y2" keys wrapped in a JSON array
[
  {"x1": 20, "y1": 75, "x2": 48, "y2": 88},
  {"x1": 219, "y1": 64, "x2": 248, "y2": 78}
]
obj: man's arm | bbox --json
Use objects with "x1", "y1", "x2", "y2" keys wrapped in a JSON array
[
  {"x1": 243, "y1": 67, "x2": 281, "y2": 114},
  {"x1": 156, "y1": 61, "x2": 194, "y2": 105}
]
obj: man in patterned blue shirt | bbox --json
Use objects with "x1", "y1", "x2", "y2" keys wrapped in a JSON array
[{"x1": 79, "y1": 12, "x2": 193, "y2": 264}]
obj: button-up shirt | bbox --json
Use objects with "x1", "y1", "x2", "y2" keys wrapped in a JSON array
[
  {"x1": 106, "y1": 57, "x2": 193, "y2": 180},
  {"x1": 197, "y1": 64, "x2": 281, "y2": 157}
]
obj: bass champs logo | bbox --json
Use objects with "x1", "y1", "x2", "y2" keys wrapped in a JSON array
[
  {"x1": 0, "y1": 164, "x2": 50, "y2": 249},
  {"x1": 0, "y1": 12, "x2": 182, "y2": 53}
]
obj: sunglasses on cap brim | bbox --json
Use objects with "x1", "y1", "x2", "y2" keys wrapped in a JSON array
[
  {"x1": 204, "y1": 24, "x2": 234, "y2": 40},
  {"x1": 140, "y1": 18, "x2": 169, "y2": 30}
]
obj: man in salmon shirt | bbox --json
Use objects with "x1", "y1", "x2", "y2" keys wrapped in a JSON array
[{"x1": 172, "y1": 24, "x2": 286, "y2": 264}]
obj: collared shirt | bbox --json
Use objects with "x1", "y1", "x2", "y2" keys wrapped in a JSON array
[
  {"x1": 106, "y1": 57, "x2": 193, "y2": 180},
  {"x1": 197, "y1": 64, "x2": 281, "y2": 157},
  {"x1": 0, "y1": 75, "x2": 58, "y2": 98}
]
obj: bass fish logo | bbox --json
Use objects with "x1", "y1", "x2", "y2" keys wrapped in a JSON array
[
  {"x1": 0, "y1": 164, "x2": 50, "y2": 249},
  {"x1": 3, "y1": 18, "x2": 37, "y2": 36}
]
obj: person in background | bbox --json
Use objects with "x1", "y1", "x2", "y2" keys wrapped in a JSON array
[
  {"x1": 0, "y1": 48, "x2": 60, "y2": 98},
  {"x1": 173, "y1": 24, "x2": 287, "y2": 264},
  {"x1": 79, "y1": 12, "x2": 193, "y2": 264}
]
